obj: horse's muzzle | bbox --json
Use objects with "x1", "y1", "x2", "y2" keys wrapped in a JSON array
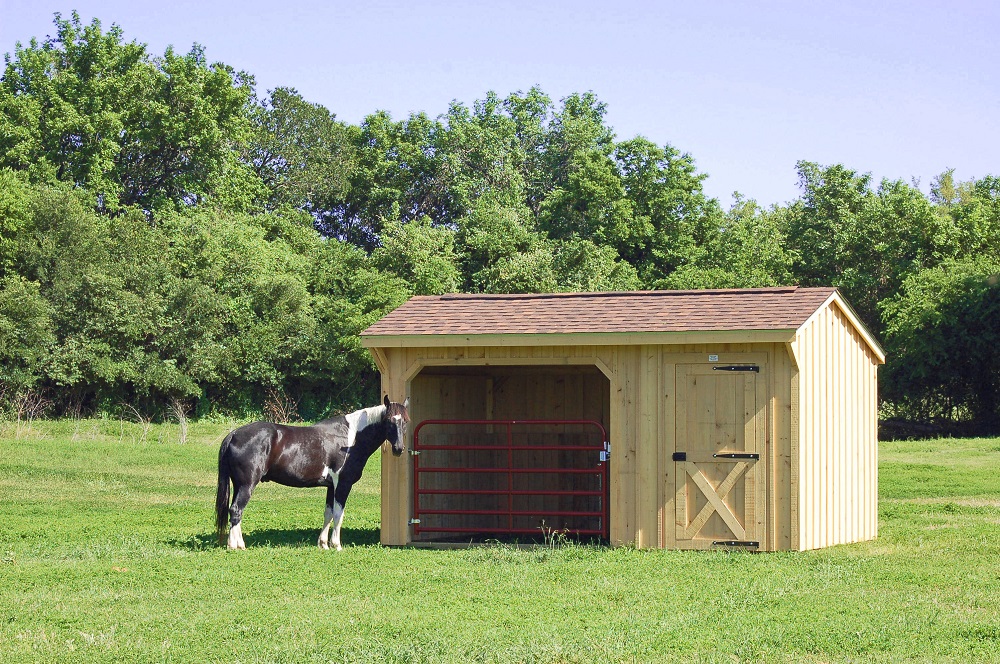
[{"x1": 392, "y1": 448, "x2": 404, "y2": 457}]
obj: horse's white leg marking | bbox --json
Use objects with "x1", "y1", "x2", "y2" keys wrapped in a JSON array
[
  {"x1": 228, "y1": 522, "x2": 244, "y2": 550},
  {"x1": 318, "y1": 505, "x2": 334, "y2": 550},
  {"x1": 317, "y1": 471, "x2": 339, "y2": 550},
  {"x1": 330, "y1": 501, "x2": 345, "y2": 551}
]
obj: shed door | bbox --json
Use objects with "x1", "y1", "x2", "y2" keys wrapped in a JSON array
[{"x1": 674, "y1": 363, "x2": 766, "y2": 549}]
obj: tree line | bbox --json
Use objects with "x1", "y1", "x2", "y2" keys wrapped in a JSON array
[{"x1": 1, "y1": 14, "x2": 998, "y2": 432}]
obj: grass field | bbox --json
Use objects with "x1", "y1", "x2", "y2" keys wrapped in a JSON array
[{"x1": 1, "y1": 419, "x2": 998, "y2": 663}]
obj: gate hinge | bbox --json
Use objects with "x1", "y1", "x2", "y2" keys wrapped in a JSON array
[
  {"x1": 713, "y1": 540, "x2": 759, "y2": 547},
  {"x1": 409, "y1": 449, "x2": 420, "y2": 456},
  {"x1": 408, "y1": 518, "x2": 421, "y2": 525},
  {"x1": 600, "y1": 441, "x2": 611, "y2": 462},
  {"x1": 713, "y1": 365, "x2": 759, "y2": 372}
]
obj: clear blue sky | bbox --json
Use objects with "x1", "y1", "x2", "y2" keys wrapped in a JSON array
[{"x1": 2, "y1": 0, "x2": 997, "y2": 208}]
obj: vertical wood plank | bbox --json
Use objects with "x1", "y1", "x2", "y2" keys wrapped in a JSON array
[
  {"x1": 788, "y1": 343, "x2": 800, "y2": 551},
  {"x1": 661, "y1": 357, "x2": 676, "y2": 548},
  {"x1": 636, "y1": 345, "x2": 659, "y2": 548}
]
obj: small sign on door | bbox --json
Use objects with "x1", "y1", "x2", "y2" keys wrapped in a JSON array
[{"x1": 708, "y1": 354, "x2": 719, "y2": 362}]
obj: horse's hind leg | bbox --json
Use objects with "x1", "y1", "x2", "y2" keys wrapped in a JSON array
[{"x1": 228, "y1": 482, "x2": 255, "y2": 550}]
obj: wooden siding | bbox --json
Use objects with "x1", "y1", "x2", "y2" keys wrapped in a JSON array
[
  {"x1": 792, "y1": 301, "x2": 879, "y2": 550},
  {"x1": 370, "y1": 302, "x2": 877, "y2": 551}
]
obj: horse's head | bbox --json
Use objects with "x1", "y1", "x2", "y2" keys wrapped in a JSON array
[{"x1": 383, "y1": 395, "x2": 410, "y2": 457}]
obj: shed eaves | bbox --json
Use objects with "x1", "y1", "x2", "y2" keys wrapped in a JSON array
[{"x1": 362, "y1": 287, "x2": 838, "y2": 337}]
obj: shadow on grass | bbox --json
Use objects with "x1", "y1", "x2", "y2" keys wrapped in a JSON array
[{"x1": 168, "y1": 526, "x2": 381, "y2": 551}]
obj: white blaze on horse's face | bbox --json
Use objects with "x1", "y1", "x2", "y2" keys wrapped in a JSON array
[{"x1": 390, "y1": 413, "x2": 407, "y2": 456}]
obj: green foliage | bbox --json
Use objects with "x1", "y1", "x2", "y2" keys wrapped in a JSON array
[
  {"x1": 881, "y1": 257, "x2": 1000, "y2": 427},
  {"x1": 785, "y1": 162, "x2": 961, "y2": 336},
  {"x1": 0, "y1": 12, "x2": 260, "y2": 215},
  {"x1": 0, "y1": 274, "x2": 53, "y2": 389},
  {"x1": 0, "y1": 169, "x2": 31, "y2": 274},
  {"x1": 372, "y1": 217, "x2": 460, "y2": 295},
  {"x1": 2, "y1": 14, "x2": 999, "y2": 425},
  {"x1": 661, "y1": 195, "x2": 795, "y2": 289}
]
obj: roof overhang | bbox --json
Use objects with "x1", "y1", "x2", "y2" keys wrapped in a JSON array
[{"x1": 362, "y1": 329, "x2": 798, "y2": 349}]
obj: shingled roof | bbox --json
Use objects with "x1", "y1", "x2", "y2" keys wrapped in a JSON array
[{"x1": 362, "y1": 286, "x2": 843, "y2": 337}]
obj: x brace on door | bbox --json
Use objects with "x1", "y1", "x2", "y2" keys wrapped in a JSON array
[{"x1": 677, "y1": 461, "x2": 750, "y2": 540}]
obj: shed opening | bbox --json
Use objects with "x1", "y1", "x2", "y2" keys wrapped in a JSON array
[{"x1": 408, "y1": 365, "x2": 611, "y2": 542}]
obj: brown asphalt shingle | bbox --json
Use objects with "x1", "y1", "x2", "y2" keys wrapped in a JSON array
[{"x1": 362, "y1": 287, "x2": 838, "y2": 337}]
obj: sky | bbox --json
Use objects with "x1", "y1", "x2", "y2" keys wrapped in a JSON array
[{"x1": 1, "y1": 0, "x2": 997, "y2": 208}]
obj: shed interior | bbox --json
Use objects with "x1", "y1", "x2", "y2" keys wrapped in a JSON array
[{"x1": 409, "y1": 365, "x2": 610, "y2": 541}]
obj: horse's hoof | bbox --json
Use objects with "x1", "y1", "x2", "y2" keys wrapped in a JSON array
[{"x1": 318, "y1": 540, "x2": 329, "y2": 550}]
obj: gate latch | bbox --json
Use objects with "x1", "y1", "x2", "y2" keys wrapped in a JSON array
[
  {"x1": 600, "y1": 441, "x2": 611, "y2": 462},
  {"x1": 408, "y1": 518, "x2": 421, "y2": 525}
]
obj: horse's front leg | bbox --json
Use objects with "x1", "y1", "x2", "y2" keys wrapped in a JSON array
[
  {"x1": 327, "y1": 479, "x2": 353, "y2": 551},
  {"x1": 318, "y1": 485, "x2": 336, "y2": 550}
]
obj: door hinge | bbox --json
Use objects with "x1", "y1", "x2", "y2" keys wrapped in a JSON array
[
  {"x1": 713, "y1": 540, "x2": 759, "y2": 547},
  {"x1": 713, "y1": 452, "x2": 760, "y2": 460},
  {"x1": 713, "y1": 365, "x2": 759, "y2": 372}
]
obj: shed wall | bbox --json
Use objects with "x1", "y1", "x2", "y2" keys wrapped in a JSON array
[
  {"x1": 793, "y1": 302, "x2": 879, "y2": 550},
  {"x1": 374, "y1": 341, "x2": 799, "y2": 550}
]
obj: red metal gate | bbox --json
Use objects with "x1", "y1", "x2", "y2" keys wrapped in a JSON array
[{"x1": 411, "y1": 419, "x2": 609, "y2": 539}]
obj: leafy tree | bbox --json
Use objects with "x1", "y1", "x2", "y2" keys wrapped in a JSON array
[
  {"x1": 661, "y1": 195, "x2": 794, "y2": 289},
  {"x1": 372, "y1": 217, "x2": 460, "y2": 295},
  {"x1": 614, "y1": 137, "x2": 722, "y2": 284},
  {"x1": 457, "y1": 197, "x2": 556, "y2": 293},
  {"x1": 0, "y1": 274, "x2": 53, "y2": 390},
  {"x1": 247, "y1": 87, "x2": 353, "y2": 217},
  {"x1": 946, "y1": 175, "x2": 1000, "y2": 259},
  {"x1": 0, "y1": 13, "x2": 260, "y2": 215},
  {"x1": 552, "y1": 238, "x2": 640, "y2": 292},
  {"x1": 881, "y1": 257, "x2": 1000, "y2": 430},
  {"x1": 0, "y1": 169, "x2": 31, "y2": 275},
  {"x1": 786, "y1": 161, "x2": 961, "y2": 336}
]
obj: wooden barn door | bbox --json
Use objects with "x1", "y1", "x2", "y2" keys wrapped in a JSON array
[{"x1": 673, "y1": 361, "x2": 766, "y2": 549}]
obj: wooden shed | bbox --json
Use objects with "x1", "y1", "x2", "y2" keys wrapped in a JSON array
[{"x1": 362, "y1": 287, "x2": 884, "y2": 551}]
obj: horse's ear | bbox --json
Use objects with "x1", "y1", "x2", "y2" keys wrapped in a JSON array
[
  {"x1": 383, "y1": 394, "x2": 391, "y2": 408},
  {"x1": 403, "y1": 397, "x2": 410, "y2": 410}
]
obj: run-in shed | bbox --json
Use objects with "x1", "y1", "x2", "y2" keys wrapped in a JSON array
[{"x1": 362, "y1": 287, "x2": 884, "y2": 551}]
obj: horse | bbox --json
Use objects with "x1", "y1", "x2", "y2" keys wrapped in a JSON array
[{"x1": 215, "y1": 395, "x2": 409, "y2": 550}]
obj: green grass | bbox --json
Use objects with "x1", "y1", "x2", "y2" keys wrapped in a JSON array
[{"x1": 1, "y1": 421, "x2": 999, "y2": 663}]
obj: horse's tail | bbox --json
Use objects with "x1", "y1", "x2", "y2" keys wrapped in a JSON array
[{"x1": 215, "y1": 431, "x2": 235, "y2": 546}]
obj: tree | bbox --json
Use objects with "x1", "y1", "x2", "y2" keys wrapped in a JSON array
[
  {"x1": 372, "y1": 217, "x2": 460, "y2": 295},
  {"x1": 457, "y1": 197, "x2": 556, "y2": 293},
  {"x1": 246, "y1": 87, "x2": 353, "y2": 217},
  {"x1": 0, "y1": 274, "x2": 53, "y2": 390},
  {"x1": 881, "y1": 257, "x2": 1000, "y2": 430},
  {"x1": 0, "y1": 13, "x2": 260, "y2": 215},
  {"x1": 662, "y1": 195, "x2": 794, "y2": 289},
  {"x1": 785, "y1": 161, "x2": 961, "y2": 337}
]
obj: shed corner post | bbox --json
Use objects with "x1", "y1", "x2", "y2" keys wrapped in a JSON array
[{"x1": 379, "y1": 348, "x2": 412, "y2": 547}]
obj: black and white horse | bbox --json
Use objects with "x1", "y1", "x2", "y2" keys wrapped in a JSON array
[{"x1": 215, "y1": 396, "x2": 409, "y2": 550}]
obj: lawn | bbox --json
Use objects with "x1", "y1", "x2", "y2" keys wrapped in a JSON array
[{"x1": 1, "y1": 419, "x2": 998, "y2": 663}]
